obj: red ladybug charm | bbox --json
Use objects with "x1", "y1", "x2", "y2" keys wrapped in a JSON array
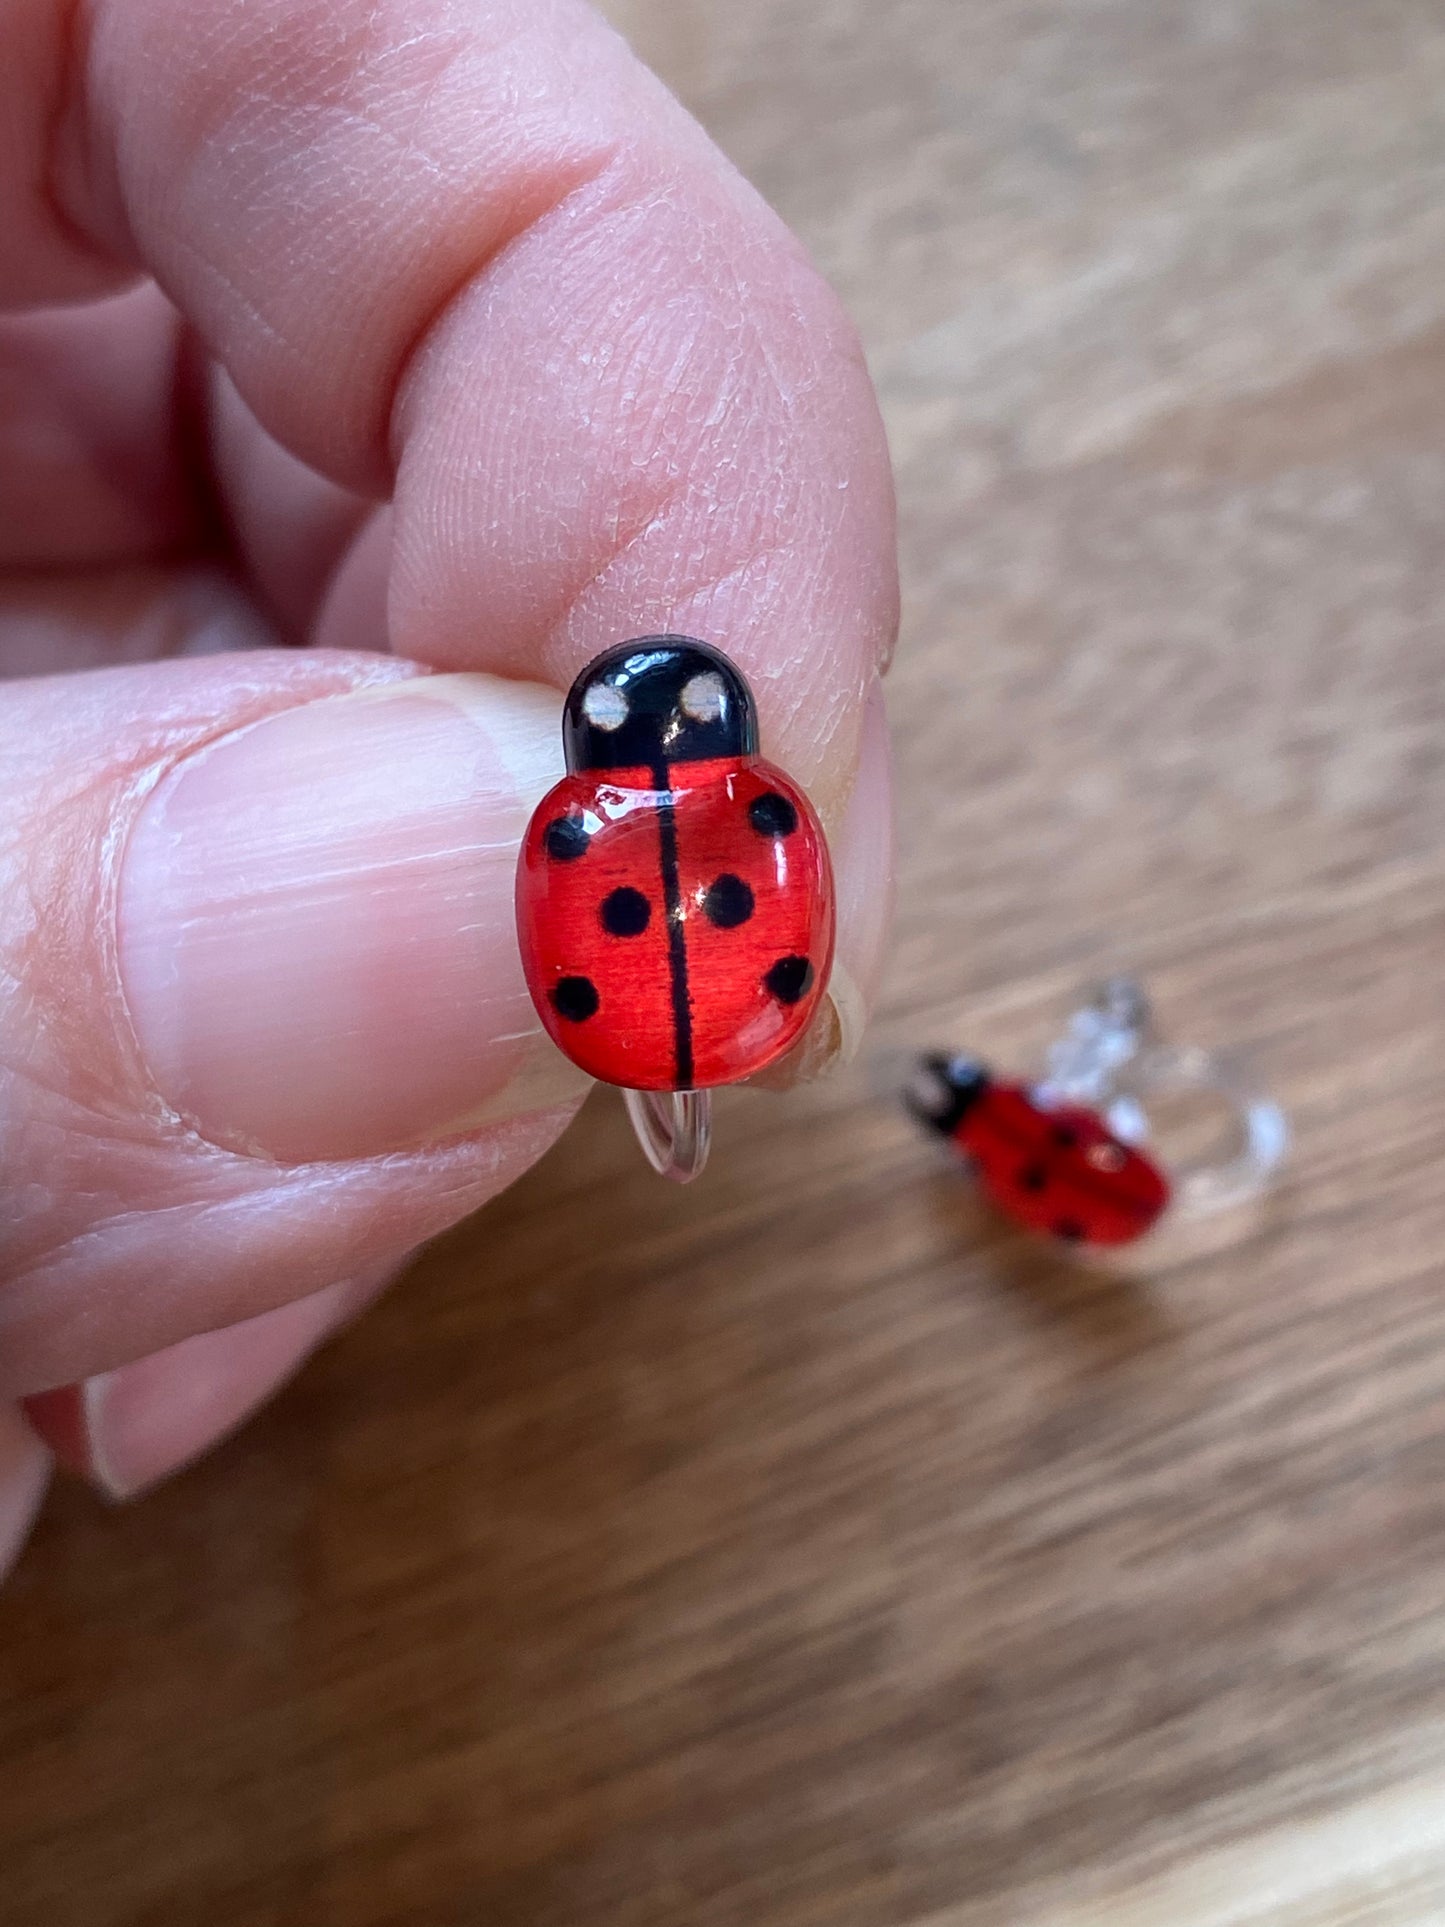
[
  {"x1": 517, "y1": 638, "x2": 835, "y2": 1092},
  {"x1": 907, "y1": 1054, "x2": 1171, "y2": 1246}
]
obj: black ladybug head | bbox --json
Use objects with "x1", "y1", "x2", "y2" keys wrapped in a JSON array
[
  {"x1": 563, "y1": 637, "x2": 759, "y2": 775},
  {"x1": 905, "y1": 1053, "x2": 992, "y2": 1136}
]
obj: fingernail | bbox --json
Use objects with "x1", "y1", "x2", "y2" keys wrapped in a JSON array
[
  {"x1": 827, "y1": 676, "x2": 894, "y2": 1063},
  {"x1": 753, "y1": 677, "x2": 894, "y2": 1087},
  {"x1": 0, "y1": 1406, "x2": 51, "y2": 1582},
  {"x1": 23, "y1": 1273, "x2": 386, "y2": 1500},
  {"x1": 119, "y1": 674, "x2": 575, "y2": 1162}
]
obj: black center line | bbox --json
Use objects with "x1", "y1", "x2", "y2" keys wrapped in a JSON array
[{"x1": 652, "y1": 758, "x2": 694, "y2": 1090}]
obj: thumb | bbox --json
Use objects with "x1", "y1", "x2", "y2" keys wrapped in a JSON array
[{"x1": 0, "y1": 649, "x2": 586, "y2": 1397}]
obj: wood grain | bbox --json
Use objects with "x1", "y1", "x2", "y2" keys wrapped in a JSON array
[{"x1": 6, "y1": 2, "x2": 1445, "y2": 1922}]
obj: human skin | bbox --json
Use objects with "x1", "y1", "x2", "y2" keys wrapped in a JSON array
[{"x1": 0, "y1": 0, "x2": 898, "y2": 1571}]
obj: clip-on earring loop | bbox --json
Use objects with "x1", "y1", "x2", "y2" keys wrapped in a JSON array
[
  {"x1": 623, "y1": 1089, "x2": 713, "y2": 1184},
  {"x1": 1036, "y1": 977, "x2": 1289, "y2": 1219}
]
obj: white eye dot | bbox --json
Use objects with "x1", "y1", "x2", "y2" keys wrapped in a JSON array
[
  {"x1": 908, "y1": 1067, "x2": 951, "y2": 1117},
  {"x1": 582, "y1": 683, "x2": 629, "y2": 731},
  {"x1": 680, "y1": 671, "x2": 726, "y2": 724}
]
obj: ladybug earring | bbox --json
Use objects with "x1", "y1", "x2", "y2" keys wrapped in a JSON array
[
  {"x1": 517, "y1": 637, "x2": 835, "y2": 1181},
  {"x1": 905, "y1": 978, "x2": 1287, "y2": 1246}
]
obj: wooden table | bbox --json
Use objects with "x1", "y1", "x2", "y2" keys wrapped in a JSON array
[{"x1": 7, "y1": 2, "x2": 1445, "y2": 1921}]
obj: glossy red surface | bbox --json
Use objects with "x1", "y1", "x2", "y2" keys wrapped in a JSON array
[
  {"x1": 517, "y1": 755, "x2": 834, "y2": 1091},
  {"x1": 953, "y1": 1082, "x2": 1171, "y2": 1246}
]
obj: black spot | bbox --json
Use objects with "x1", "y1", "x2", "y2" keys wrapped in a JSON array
[
  {"x1": 551, "y1": 976, "x2": 599, "y2": 1023},
  {"x1": 1053, "y1": 1217, "x2": 1086, "y2": 1242},
  {"x1": 702, "y1": 873, "x2": 755, "y2": 928},
  {"x1": 764, "y1": 955, "x2": 814, "y2": 1005},
  {"x1": 1051, "y1": 1123, "x2": 1079, "y2": 1149},
  {"x1": 544, "y1": 814, "x2": 590, "y2": 861},
  {"x1": 749, "y1": 791, "x2": 798, "y2": 838},
  {"x1": 1018, "y1": 1163, "x2": 1049, "y2": 1194},
  {"x1": 601, "y1": 886, "x2": 650, "y2": 937}
]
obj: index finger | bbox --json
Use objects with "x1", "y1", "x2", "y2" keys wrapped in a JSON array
[{"x1": 12, "y1": 0, "x2": 897, "y2": 807}]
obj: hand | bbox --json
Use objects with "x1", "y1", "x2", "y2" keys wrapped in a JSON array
[{"x1": 0, "y1": 0, "x2": 897, "y2": 1569}]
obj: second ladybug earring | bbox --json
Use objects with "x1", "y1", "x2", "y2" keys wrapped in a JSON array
[
  {"x1": 516, "y1": 637, "x2": 836, "y2": 1181},
  {"x1": 905, "y1": 978, "x2": 1288, "y2": 1247}
]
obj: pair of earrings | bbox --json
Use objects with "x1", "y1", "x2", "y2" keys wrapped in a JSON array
[{"x1": 516, "y1": 638, "x2": 1287, "y2": 1246}]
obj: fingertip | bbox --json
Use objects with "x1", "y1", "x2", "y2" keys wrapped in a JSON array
[
  {"x1": 25, "y1": 1270, "x2": 395, "y2": 1503},
  {"x1": 391, "y1": 181, "x2": 898, "y2": 797}
]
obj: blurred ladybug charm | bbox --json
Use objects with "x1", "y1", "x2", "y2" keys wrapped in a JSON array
[
  {"x1": 517, "y1": 637, "x2": 835, "y2": 1105},
  {"x1": 904, "y1": 981, "x2": 1290, "y2": 1247},
  {"x1": 907, "y1": 1055, "x2": 1170, "y2": 1246}
]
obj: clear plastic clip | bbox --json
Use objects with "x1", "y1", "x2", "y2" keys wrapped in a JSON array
[
  {"x1": 1035, "y1": 977, "x2": 1288, "y2": 1218},
  {"x1": 623, "y1": 1088, "x2": 713, "y2": 1184}
]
